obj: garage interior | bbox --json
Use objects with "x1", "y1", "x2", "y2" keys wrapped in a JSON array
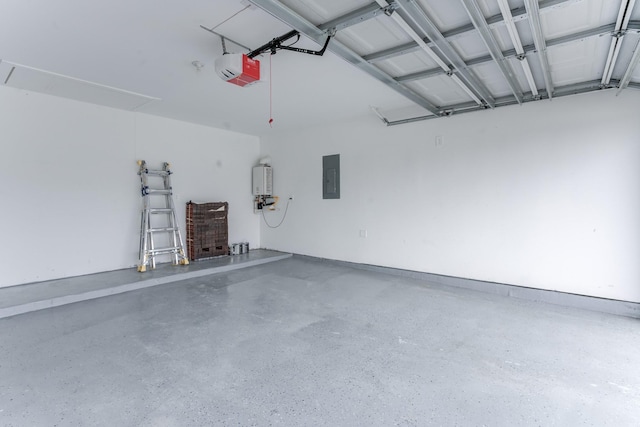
[{"x1": 1, "y1": 0, "x2": 639, "y2": 424}]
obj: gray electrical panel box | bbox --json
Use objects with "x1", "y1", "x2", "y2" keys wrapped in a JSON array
[
  {"x1": 253, "y1": 165, "x2": 272, "y2": 195},
  {"x1": 322, "y1": 154, "x2": 340, "y2": 199}
]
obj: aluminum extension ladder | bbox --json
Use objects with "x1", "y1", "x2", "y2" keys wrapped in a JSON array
[{"x1": 137, "y1": 160, "x2": 189, "y2": 272}]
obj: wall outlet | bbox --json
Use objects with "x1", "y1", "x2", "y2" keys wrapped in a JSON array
[{"x1": 359, "y1": 229, "x2": 368, "y2": 238}]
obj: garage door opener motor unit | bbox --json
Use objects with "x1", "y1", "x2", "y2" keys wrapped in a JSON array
[{"x1": 212, "y1": 29, "x2": 333, "y2": 88}]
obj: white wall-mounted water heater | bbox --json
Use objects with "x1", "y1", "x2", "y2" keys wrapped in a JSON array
[{"x1": 253, "y1": 165, "x2": 272, "y2": 196}]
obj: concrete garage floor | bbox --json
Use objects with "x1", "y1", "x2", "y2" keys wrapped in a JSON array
[{"x1": 1, "y1": 256, "x2": 638, "y2": 426}]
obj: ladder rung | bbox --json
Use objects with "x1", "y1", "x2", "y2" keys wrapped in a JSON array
[
  {"x1": 141, "y1": 169, "x2": 171, "y2": 177},
  {"x1": 148, "y1": 247, "x2": 181, "y2": 254},
  {"x1": 149, "y1": 208, "x2": 173, "y2": 214},
  {"x1": 146, "y1": 189, "x2": 172, "y2": 195},
  {"x1": 148, "y1": 227, "x2": 179, "y2": 232}
]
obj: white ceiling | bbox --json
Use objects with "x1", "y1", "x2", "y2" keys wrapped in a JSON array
[{"x1": 1, "y1": 0, "x2": 638, "y2": 136}]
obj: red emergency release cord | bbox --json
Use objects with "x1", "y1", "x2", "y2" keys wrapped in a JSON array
[{"x1": 268, "y1": 53, "x2": 274, "y2": 127}]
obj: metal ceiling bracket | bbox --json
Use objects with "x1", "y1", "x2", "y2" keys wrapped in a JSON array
[
  {"x1": 616, "y1": 37, "x2": 640, "y2": 94},
  {"x1": 200, "y1": 26, "x2": 253, "y2": 52},
  {"x1": 220, "y1": 36, "x2": 229, "y2": 55},
  {"x1": 524, "y1": 0, "x2": 554, "y2": 99},
  {"x1": 395, "y1": 68, "x2": 443, "y2": 83},
  {"x1": 601, "y1": 0, "x2": 637, "y2": 85},
  {"x1": 461, "y1": 0, "x2": 524, "y2": 104},
  {"x1": 497, "y1": 0, "x2": 538, "y2": 97},
  {"x1": 374, "y1": 0, "x2": 486, "y2": 105},
  {"x1": 370, "y1": 106, "x2": 390, "y2": 125},
  {"x1": 384, "y1": 4, "x2": 397, "y2": 16},
  {"x1": 248, "y1": 0, "x2": 441, "y2": 115},
  {"x1": 363, "y1": 0, "x2": 580, "y2": 63},
  {"x1": 247, "y1": 30, "x2": 332, "y2": 58},
  {"x1": 382, "y1": 79, "x2": 616, "y2": 126},
  {"x1": 318, "y1": 3, "x2": 388, "y2": 33},
  {"x1": 391, "y1": 22, "x2": 626, "y2": 90},
  {"x1": 466, "y1": 23, "x2": 623, "y2": 67},
  {"x1": 393, "y1": 0, "x2": 496, "y2": 108}
]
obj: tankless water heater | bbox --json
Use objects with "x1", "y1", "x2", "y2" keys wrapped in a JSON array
[{"x1": 252, "y1": 165, "x2": 272, "y2": 196}]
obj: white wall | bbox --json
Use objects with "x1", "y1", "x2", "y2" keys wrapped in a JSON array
[
  {"x1": 260, "y1": 90, "x2": 640, "y2": 303},
  {"x1": 0, "y1": 86, "x2": 260, "y2": 287},
  {"x1": 2, "y1": 85, "x2": 638, "y2": 302}
]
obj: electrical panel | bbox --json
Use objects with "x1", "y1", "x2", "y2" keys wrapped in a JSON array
[
  {"x1": 253, "y1": 166, "x2": 272, "y2": 196},
  {"x1": 323, "y1": 154, "x2": 340, "y2": 199}
]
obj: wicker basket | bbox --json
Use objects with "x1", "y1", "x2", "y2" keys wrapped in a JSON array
[{"x1": 186, "y1": 201, "x2": 229, "y2": 260}]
